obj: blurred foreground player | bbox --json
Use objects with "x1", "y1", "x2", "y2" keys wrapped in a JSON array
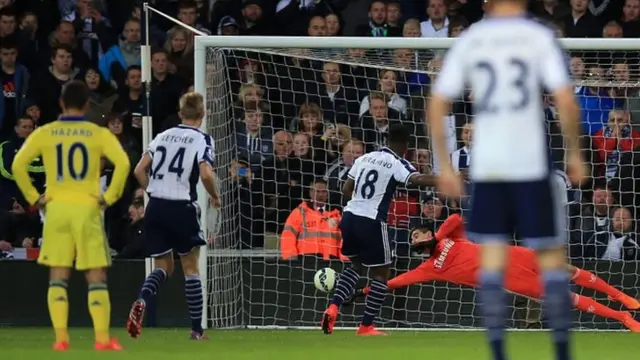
[
  {"x1": 322, "y1": 124, "x2": 436, "y2": 336},
  {"x1": 428, "y1": 0, "x2": 586, "y2": 359},
  {"x1": 12, "y1": 81, "x2": 131, "y2": 351},
  {"x1": 127, "y1": 92, "x2": 221, "y2": 340},
  {"x1": 348, "y1": 214, "x2": 640, "y2": 332}
]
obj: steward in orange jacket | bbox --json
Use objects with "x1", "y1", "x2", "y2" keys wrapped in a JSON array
[{"x1": 280, "y1": 201, "x2": 347, "y2": 260}]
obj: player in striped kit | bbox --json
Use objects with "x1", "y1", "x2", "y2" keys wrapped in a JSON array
[
  {"x1": 428, "y1": 0, "x2": 586, "y2": 359},
  {"x1": 126, "y1": 92, "x2": 221, "y2": 340},
  {"x1": 322, "y1": 124, "x2": 436, "y2": 336}
]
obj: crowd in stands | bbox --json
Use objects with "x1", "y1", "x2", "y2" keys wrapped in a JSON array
[{"x1": 0, "y1": 0, "x2": 638, "y2": 264}]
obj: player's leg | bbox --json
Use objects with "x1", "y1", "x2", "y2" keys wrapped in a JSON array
[
  {"x1": 127, "y1": 199, "x2": 173, "y2": 338},
  {"x1": 38, "y1": 203, "x2": 74, "y2": 350},
  {"x1": 323, "y1": 212, "x2": 363, "y2": 334},
  {"x1": 74, "y1": 205, "x2": 120, "y2": 350},
  {"x1": 175, "y1": 201, "x2": 208, "y2": 339},
  {"x1": 518, "y1": 179, "x2": 572, "y2": 360},
  {"x1": 178, "y1": 247, "x2": 207, "y2": 339},
  {"x1": 570, "y1": 293, "x2": 640, "y2": 332},
  {"x1": 356, "y1": 220, "x2": 393, "y2": 336},
  {"x1": 468, "y1": 182, "x2": 511, "y2": 360},
  {"x1": 568, "y1": 265, "x2": 640, "y2": 310}
]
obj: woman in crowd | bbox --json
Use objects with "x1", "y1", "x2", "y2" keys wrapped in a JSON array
[
  {"x1": 82, "y1": 66, "x2": 119, "y2": 125},
  {"x1": 165, "y1": 26, "x2": 195, "y2": 85},
  {"x1": 359, "y1": 69, "x2": 407, "y2": 117}
]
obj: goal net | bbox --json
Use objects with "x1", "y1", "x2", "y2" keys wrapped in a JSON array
[{"x1": 194, "y1": 36, "x2": 640, "y2": 330}]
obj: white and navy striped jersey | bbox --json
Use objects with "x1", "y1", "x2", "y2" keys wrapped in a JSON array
[
  {"x1": 146, "y1": 124, "x2": 215, "y2": 201},
  {"x1": 433, "y1": 17, "x2": 571, "y2": 181},
  {"x1": 343, "y1": 147, "x2": 418, "y2": 221}
]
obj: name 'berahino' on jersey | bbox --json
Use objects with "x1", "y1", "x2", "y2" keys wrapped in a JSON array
[
  {"x1": 146, "y1": 124, "x2": 215, "y2": 201},
  {"x1": 344, "y1": 147, "x2": 418, "y2": 221},
  {"x1": 433, "y1": 17, "x2": 572, "y2": 182}
]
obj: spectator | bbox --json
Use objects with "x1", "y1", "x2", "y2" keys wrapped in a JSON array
[
  {"x1": 273, "y1": 49, "x2": 318, "y2": 121},
  {"x1": 289, "y1": 102, "x2": 326, "y2": 151},
  {"x1": 0, "y1": 195, "x2": 41, "y2": 249},
  {"x1": 16, "y1": 11, "x2": 42, "y2": 73},
  {"x1": 276, "y1": 0, "x2": 338, "y2": 35},
  {"x1": 421, "y1": 0, "x2": 449, "y2": 38},
  {"x1": 0, "y1": 117, "x2": 41, "y2": 207},
  {"x1": 451, "y1": 122, "x2": 472, "y2": 174},
  {"x1": 570, "y1": 55, "x2": 585, "y2": 93},
  {"x1": 324, "y1": 139, "x2": 364, "y2": 207},
  {"x1": 581, "y1": 207, "x2": 640, "y2": 261},
  {"x1": 322, "y1": 123, "x2": 352, "y2": 164},
  {"x1": 28, "y1": 44, "x2": 79, "y2": 125},
  {"x1": 602, "y1": 20, "x2": 623, "y2": 37},
  {"x1": 257, "y1": 130, "x2": 298, "y2": 233},
  {"x1": 308, "y1": 61, "x2": 359, "y2": 126},
  {"x1": 42, "y1": 20, "x2": 90, "y2": 71},
  {"x1": 280, "y1": 178, "x2": 344, "y2": 260},
  {"x1": 164, "y1": 26, "x2": 194, "y2": 85},
  {"x1": 99, "y1": 17, "x2": 141, "y2": 89},
  {"x1": 359, "y1": 69, "x2": 408, "y2": 117},
  {"x1": 532, "y1": 0, "x2": 570, "y2": 23},
  {"x1": 131, "y1": 3, "x2": 165, "y2": 45},
  {"x1": 0, "y1": 36, "x2": 29, "y2": 139},
  {"x1": 402, "y1": 18, "x2": 421, "y2": 37},
  {"x1": 290, "y1": 132, "x2": 324, "y2": 189},
  {"x1": 236, "y1": 100, "x2": 273, "y2": 167},
  {"x1": 230, "y1": 157, "x2": 264, "y2": 248},
  {"x1": 577, "y1": 65, "x2": 623, "y2": 134},
  {"x1": 592, "y1": 109, "x2": 640, "y2": 179},
  {"x1": 114, "y1": 197, "x2": 145, "y2": 259},
  {"x1": 149, "y1": 48, "x2": 184, "y2": 135},
  {"x1": 23, "y1": 100, "x2": 40, "y2": 123},
  {"x1": 357, "y1": 92, "x2": 407, "y2": 152},
  {"x1": 325, "y1": 13, "x2": 342, "y2": 36},
  {"x1": 238, "y1": 0, "x2": 267, "y2": 35},
  {"x1": 340, "y1": 48, "x2": 378, "y2": 92},
  {"x1": 81, "y1": 66, "x2": 118, "y2": 125},
  {"x1": 104, "y1": 112, "x2": 140, "y2": 171},
  {"x1": 562, "y1": 0, "x2": 601, "y2": 37},
  {"x1": 307, "y1": 15, "x2": 327, "y2": 37},
  {"x1": 610, "y1": 61, "x2": 636, "y2": 105},
  {"x1": 354, "y1": 0, "x2": 400, "y2": 37},
  {"x1": 175, "y1": 0, "x2": 211, "y2": 36},
  {"x1": 447, "y1": 16, "x2": 469, "y2": 37},
  {"x1": 386, "y1": 0, "x2": 403, "y2": 34},
  {"x1": 233, "y1": 83, "x2": 264, "y2": 120},
  {"x1": 112, "y1": 65, "x2": 144, "y2": 143},
  {"x1": 621, "y1": 0, "x2": 640, "y2": 37},
  {"x1": 410, "y1": 191, "x2": 450, "y2": 234},
  {"x1": 66, "y1": 0, "x2": 113, "y2": 66},
  {"x1": 570, "y1": 186, "x2": 615, "y2": 253},
  {"x1": 217, "y1": 15, "x2": 240, "y2": 36},
  {"x1": 0, "y1": 6, "x2": 16, "y2": 39}
]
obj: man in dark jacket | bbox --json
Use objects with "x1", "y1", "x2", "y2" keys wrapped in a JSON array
[
  {"x1": 355, "y1": 92, "x2": 408, "y2": 153},
  {"x1": 115, "y1": 197, "x2": 146, "y2": 259},
  {"x1": 0, "y1": 36, "x2": 29, "y2": 139},
  {"x1": 99, "y1": 18, "x2": 141, "y2": 89},
  {"x1": 0, "y1": 117, "x2": 43, "y2": 207}
]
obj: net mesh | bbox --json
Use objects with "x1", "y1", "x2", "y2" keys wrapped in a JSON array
[{"x1": 203, "y1": 44, "x2": 640, "y2": 330}]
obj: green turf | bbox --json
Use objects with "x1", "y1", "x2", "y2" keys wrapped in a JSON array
[{"x1": 0, "y1": 328, "x2": 637, "y2": 359}]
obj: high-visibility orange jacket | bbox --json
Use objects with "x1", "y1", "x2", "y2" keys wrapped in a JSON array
[{"x1": 280, "y1": 202, "x2": 347, "y2": 260}]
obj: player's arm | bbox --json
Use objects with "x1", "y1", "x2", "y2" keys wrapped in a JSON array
[
  {"x1": 133, "y1": 153, "x2": 152, "y2": 190},
  {"x1": 342, "y1": 158, "x2": 360, "y2": 200},
  {"x1": 393, "y1": 157, "x2": 435, "y2": 188},
  {"x1": 427, "y1": 43, "x2": 466, "y2": 174},
  {"x1": 101, "y1": 129, "x2": 131, "y2": 205},
  {"x1": 11, "y1": 129, "x2": 43, "y2": 205},
  {"x1": 406, "y1": 173, "x2": 437, "y2": 187},
  {"x1": 197, "y1": 135, "x2": 221, "y2": 205}
]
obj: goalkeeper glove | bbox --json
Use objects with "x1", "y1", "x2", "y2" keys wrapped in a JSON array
[{"x1": 411, "y1": 236, "x2": 438, "y2": 254}]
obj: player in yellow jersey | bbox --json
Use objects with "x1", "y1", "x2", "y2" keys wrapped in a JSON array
[{"x1": 11, "y1": 81, "x2": 130, "y2": 351}]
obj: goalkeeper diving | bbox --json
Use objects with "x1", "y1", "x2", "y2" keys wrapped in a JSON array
[{"x1": 345, "y1": 214, "x2": 640, "y2": 332}]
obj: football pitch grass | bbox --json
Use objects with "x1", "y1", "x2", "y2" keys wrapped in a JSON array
[{"x1": 1, "y1": 328, "x2": 637, "y2": 359}]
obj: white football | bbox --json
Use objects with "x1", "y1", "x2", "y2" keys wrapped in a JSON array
[{"x1": 314, "y1": 268, "x2": 337, "y2": 292}]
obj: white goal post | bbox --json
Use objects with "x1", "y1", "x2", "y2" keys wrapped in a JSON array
[{"x1": 194, "y1": 35, "x2": 640, "y2": 330}]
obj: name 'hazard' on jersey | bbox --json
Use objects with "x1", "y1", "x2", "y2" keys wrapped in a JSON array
[
  {"x1": 344, "y1": 147, "x2": 418, "y2": 221},
  {"x1": 146, "y1": 124, "x2": 214, "y2": 201},
  {"x1": 433, "y1": 17, "x2": 572, "y2": 182}
]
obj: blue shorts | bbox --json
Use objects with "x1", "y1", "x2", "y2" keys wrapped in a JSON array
[
  {"x1": 144, "y1": 197, "x2": 206, "y2": 257},
  {"x1": 467, "y1": 178, "x2": 565, "y2": 250},
  {"x1": 340, "y1": 212, "x2": 392, "y2": 267}
]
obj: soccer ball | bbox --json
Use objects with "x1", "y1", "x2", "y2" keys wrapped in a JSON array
[{"x1": 314, "y1": 268, "x2": 337, "y2": 293}]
